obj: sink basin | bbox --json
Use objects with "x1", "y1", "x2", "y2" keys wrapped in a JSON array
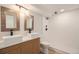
[
  {"x1": 0, "y1": 33, "x2": 40, "y2": 49},
  {"x1": 30, "y1": 32, "x2": 40, "y2": 38},
  {"x1": 2, "y1": 35, "x2": 23, "y2": 45},
  {"x1": 23, "y1": 33, "x2": 40, "y2": 41}
]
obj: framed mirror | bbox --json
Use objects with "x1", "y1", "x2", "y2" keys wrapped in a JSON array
[
  {"x1": 6, "y1": 12, "x2": 16, "y2": 29},
  {"x1": 1, "y1": 6, "x2": 20, "y2": 32},
  {"x1": 24, "y1": 15, "x2": 34, "y2": 31}
]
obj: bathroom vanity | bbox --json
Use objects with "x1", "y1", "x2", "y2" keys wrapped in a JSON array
[
  {"x1": 0, "y1": 37, "x2": 40, "y2": 54},
  {"x1": 0, "y1": 6, "x2": 40, "y2": 54}
]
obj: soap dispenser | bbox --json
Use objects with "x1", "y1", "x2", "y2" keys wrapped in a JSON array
[{"x1": 10, "y1": 29, "x2": 13, "y2": 36}]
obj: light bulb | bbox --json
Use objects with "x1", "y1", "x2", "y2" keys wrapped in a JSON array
[
  {"x1": 60, "y1": 9, "x2": 64, "y2": 12},
  {"x1": 20, "y1": 7, "x2": 30, "y2": 16}
]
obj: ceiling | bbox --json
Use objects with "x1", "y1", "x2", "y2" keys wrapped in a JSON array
[
  {"x1": 32, "y1": 4, "x2": 79, "y2": 16},
  {"x1": 1, "y1": 4, "x2": 79, "y2": 17}
]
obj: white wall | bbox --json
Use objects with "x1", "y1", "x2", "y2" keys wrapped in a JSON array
[
  {"x1": 47, "y1": 9, "x2": 79, "y2": 53},
  {"x1": 0, "y1": 5, "x2": 43, "y2": 40},
  {"x1": 42, "y1": 17, "x2": 50, "y2": 42}
]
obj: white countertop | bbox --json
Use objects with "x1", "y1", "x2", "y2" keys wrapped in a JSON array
[
  {"x1": 3, "y1": 35, "x2": 22, "y2": 39},
  {"x1": 0, "y1": 33, "x2": 40, "y2": 49}
]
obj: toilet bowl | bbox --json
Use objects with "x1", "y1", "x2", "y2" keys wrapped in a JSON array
[{"x1": 40, "y1": 42, "x2": 49, "y2": 54}]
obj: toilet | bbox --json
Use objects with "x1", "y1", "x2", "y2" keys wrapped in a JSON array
[{"x1": 40, "y1": 42, "x2": 49, "y2": 54}]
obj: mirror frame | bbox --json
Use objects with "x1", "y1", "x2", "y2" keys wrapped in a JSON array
[
  {"x1": 1, "y1": 6, "x2": 20, "y2": 32},
  {"x1": 24, "y1": 15, "x2": 34, "y2": 31}
]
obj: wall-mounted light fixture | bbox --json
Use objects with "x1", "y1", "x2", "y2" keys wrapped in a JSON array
[
  {"x1": 16, "y1": 4, "x2": 33, "y2": 33},
  {"x1": 21, "y1": 7, "x2": 30, "y2": 16},
  {"x1": 16, "y1": 4, "x2": 30, "y2": 16},
  {"x1": 45, "y1": 17, "x2": 49, "y2": 31}
]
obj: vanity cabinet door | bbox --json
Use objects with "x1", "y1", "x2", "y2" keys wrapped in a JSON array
[
  {"x1": 20, "y1": 40, "x2": 33, "y2": 54},
  {"x1": 0, "y1": 44, "x2": 20, "y2": 54},
  {"x1": 31, "y1": 38, "x2": 40, "y2": 53},
  {"x1": 20, "y1": 38, "x2": 40, "y2": 54}
]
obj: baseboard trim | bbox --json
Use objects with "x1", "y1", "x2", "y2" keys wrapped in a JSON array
[{"x1": 48, "y1": 46, "x2": 69, "y2": 54}]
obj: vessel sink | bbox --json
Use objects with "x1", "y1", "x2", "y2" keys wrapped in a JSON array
[
  {"x1": 2, "y1": 35, "x2": 23, "y2": 45},
  {"x1": 23, "y1": 32, "x2": 39, "y2": 41},
  {"x1": 30, "y1": 32, "x2": 39, "y2": 38}
]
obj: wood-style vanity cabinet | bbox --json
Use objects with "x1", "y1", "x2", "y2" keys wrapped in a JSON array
[
  {"x1": 0, "y1": 37, "x2": 40, "y2": 54},
  {"x1": 20, "y1": 38, "x2": 40, "y2": 54},
  {"x1": 20, "y1": 40, "x2": 33, "y2": 54},
  {"x1": 0, "y1": 44, "x2": 20, "y2": 54},
  {"x1": 31, "y1": 39, "x2": 40, "y2": 53}
]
